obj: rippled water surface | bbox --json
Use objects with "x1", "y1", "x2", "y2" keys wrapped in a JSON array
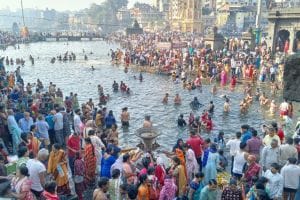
[{"x1": 2, "y1": 41, "x2": 299, "y2": 149}]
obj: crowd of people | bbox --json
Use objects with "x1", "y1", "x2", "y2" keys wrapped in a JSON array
[{"x1": 0, "y1": 30, "x2": 298, "y2": 200}]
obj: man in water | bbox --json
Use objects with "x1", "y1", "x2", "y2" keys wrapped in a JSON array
[
  {"x1": 162, "y1": 93, "x2": 169, "y2": 104},
  {"x1": 177, "y1": 114, "x2": 186, "y2": 127},
  {"x1": 174, "y1": 94, "x2": 181, "y2": 105},
  {"x1": 121, "y1": 107, "x2": 130, "y2": 127},
  {"x1": 112, "y1": 81, "x2": 119, "y2": 92},
  {"x1": 143, "y1": 115, "x2": 152, "y2": 128}
]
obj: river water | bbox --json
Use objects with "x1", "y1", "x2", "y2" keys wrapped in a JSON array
[{"x1": 2, "y1": 41, "x2": 299, "y2": 149}]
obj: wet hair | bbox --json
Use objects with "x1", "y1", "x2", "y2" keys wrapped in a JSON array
[
  {"x1": 219, "y1": 131, "x2": 224, "y2": 136},
  {"x1": 30, "y1": 124, "x2": 36, "y2": 132},
  {"x1": 236, "y1": 131, "x2": 242, "y2": 138},
  {"x1": 98, "y1": 177, "x2": 109, "y2": 188},
  {"x1": 44, "y1": 181, "x2": 57, "y2": 194},
  {"x1": 195, "y1": 172, "x2": 205, "y2": 179},
  {"x1": 17, "y1": 146, "x2": 28, "y2": 158},
  {"x1": 240, "y1": 142, "x2": 247, "y2": 150},
  {"x1": 18, "y1": 165, "x2": 30, "y2": 176},
  {"x1": 111, "y1": 169, "x2": 121, "y2": 179}
]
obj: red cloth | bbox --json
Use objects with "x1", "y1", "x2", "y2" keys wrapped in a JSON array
[
  {"x1": 186, "y1": 135, "x2": 204, "y2": 158},
  {"x1": 67, "y1": 135, "x2": 81, "y2": 158},
  {"x1": 277, "y1": 129, "x2": 285, "y2": 143},
  {"x1": 206, "y1": 120, "x2": 213, "y2": 131},
  {"x1": 155, "y1": 165, "x2": 165, "y2": 187}
]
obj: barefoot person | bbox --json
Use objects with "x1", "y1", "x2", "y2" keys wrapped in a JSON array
[{"x1": 162, "y1": 93, "x2": 169, "y2": 104}]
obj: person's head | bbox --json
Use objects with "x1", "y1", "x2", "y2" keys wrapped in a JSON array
[
  {"x1": 147, "y1": 166, "x2": 155, "y2": 175},
  {"x1": 17, "y1": 165, "x2": 29, "y2": 178},
  {"x1": 111, "y1": 169, "x2": 121, "y2": 179},
  {"x1": 165, "y1": 93, "x2": 169, "y2": 97},
  {"x1": 257, "y1": 176, "x2": 268, "y2": 186},
  {"x1": 20, "y1": 132, "x2": 28, "y2": 143},
  {"x1": 210, "y1": 143, "x2": 217, "y2": 151},
  {"x1": 218, "y1": 131, "x2": 224, "y2": 138},
  {"x1": 270, "y1": 139, "x2": 278, "y2": 148},
  {"x1": 88, "y1": 129, "x2": 95, "y2": 136},
  {"x1": 37, "y1": 148, "x2": 49, "y2": 161},
  {"x1": 286, "y1": 137, "x2": 294, "y2": 145},
  {"x1": 172, "y1": 156, "x2": 181, "y2": 166},
  {"x1": 44, "y1": 181, "x2": 57, "y2": 194},
  {"x1": 145, "y1": 115, "x2": 150, "y2": 121},
  {"x1": 179, "y1": 114, "x2": 184, "y2": 119},
  {"x1": 123, "y1": 153, "x2": 130, "y2": 163},
  {"x1": 205, "y1": 138, "x2": 211, "y2": 144},
  {"x1": 288, "y1": 157, "x2": 297, "y2": 165},
  {"x1": 252, "y1": 129, "x2": 258, "y2": 137},
  {"x1": 241, "y1": 124, "x2": 249, "y2": 133},
  {"x1": 268, "y1": 127, "x2": 275, "y2": 137},
  {"x1": 190, "y1": 130, "x2": 196, "y2": 136},
  {"x1": 142, "y1": 157, "x2": 150, "y2": 169},
  {"x1": 219, "y1": 149, "x2": 224, "y2": 156},
  {"x1": 210, "y1": 101, "x2": 213, "y2": 104},
  {"x1": 240, "y1": 142, "x2": 247, "y2": 150},
  {"x1": 52, "y1": 143, "x2": 62, "y2": 152},
  {"x1": 111, "y1": 124, "x2": 117, "y2": 131},
  {"x1": 17, "y1": 146, "x2": 28, "y2": 158},
  {"x1": 98, "y1": 177, "x2": 109, "y2": 192},
  {"x1": 194, "y1": 172, "x2": 205, "y2": 181},
  {"x1": 119, "y1": 183, "x2": 128, "y2": 196},
  {"x1": 270, "y1": 163, "x2": 280, "y2": 174},
  {"x1": 236, "y1": 131, "x2": 242, "y2": 139},
  {"x1": 75, "y1": 108, "x2": 81, "y2": 115},
  {"x1": 30, "y1": 124, "x2": 36, "y2": 132},
  {"x1": 176, "y1": 138, "x2": 184, "y2": 147},
  {"x1": 229, "y1": 178, "x2": 237, "y2": 189},
  {"x1": 84, "y1": 137, "x2": 92, "y2": 145},
  {"x1": 24, "y1": 112, "x2": 30, "y2": 119},
  {"x1": 247, "y1": 155, "x2": 256, "y2": 164},
  {"x1": 127, "y1": 185, "x2": 138, "y2": 200},
  {"x1": 139, "y1": 174, "x2": 148, "y2": 185},
  {"x1": 109, "y1": 110, "x2": 113, "y2": 115},
  {"x1": 207, "y1": 179, "x2": 217, "y2": 190}
]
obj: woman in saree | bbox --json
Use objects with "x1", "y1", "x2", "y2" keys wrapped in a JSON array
[
  {"x1": 47, "y1": 143, "x2": 71, "y2": 196},
  {"x1": 84, "y1": 137, "x2": 97, "y2": 186},
  {"x1": 27, "y1": 128, "x2": 41, "y2": 157},
  {"x1": 172, "y1": 139, "x2": 186, "y2": 169},
  {"x1": 171, "y1": 156, "x2": 187, "y2": 197}
]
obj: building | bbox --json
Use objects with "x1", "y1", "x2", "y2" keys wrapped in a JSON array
[
  {"x1": 169, "y1": 0, "x2": 202, "y2": 32},
  {"x1": 130, "y1": 3, "x2": 165, "y2": 30},
  {"x1": 116, "y1": 6, "x2": 132, "y2": 26}
]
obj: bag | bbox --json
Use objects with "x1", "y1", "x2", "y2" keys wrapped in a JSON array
[{"x1": 74, "y1": 175, "x2": 84, "y2": 183}]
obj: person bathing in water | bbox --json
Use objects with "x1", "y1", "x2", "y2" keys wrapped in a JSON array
[
  {"x1": 162, "y1": 93, "x2": 169, "y2": 104},
  {"x1": 174, "y1": 94, "x2": 181, "y2": 105},
  {"x1": 112, "y1": 81, "x2": 119, "y2": 92},
  {"x1": 91, "y1": 66, "x2": 95, "y2": 71},
  {"x1": 190, "y1": 97, "x2": 203, "y2": 110},
  {"x1": 143, "y1": 115, "x2": 152, "y2": 128}
]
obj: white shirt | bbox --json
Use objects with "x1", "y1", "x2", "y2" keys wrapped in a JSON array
[
  {"x1": 26, "y1": 159, "x2": 46, "y2": 192},
  {"x1": 280, "y1": 102, "x2": 289, "y2": 112},
  {"x1": 233, "y1": 151, "x2": 246, "y2": 174},
  {"x1": 264, "y1": 170, "x2": 283, "y2": 198},
  {"x1": 281, "y1": 164, "x2": 300, "y2": 189},
  {"x1": 73, "y1": 114, "x2": 82, "y2": 134},
  {"x1": 226, "y1": 139, "x2": 241, "y2": 156}
]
